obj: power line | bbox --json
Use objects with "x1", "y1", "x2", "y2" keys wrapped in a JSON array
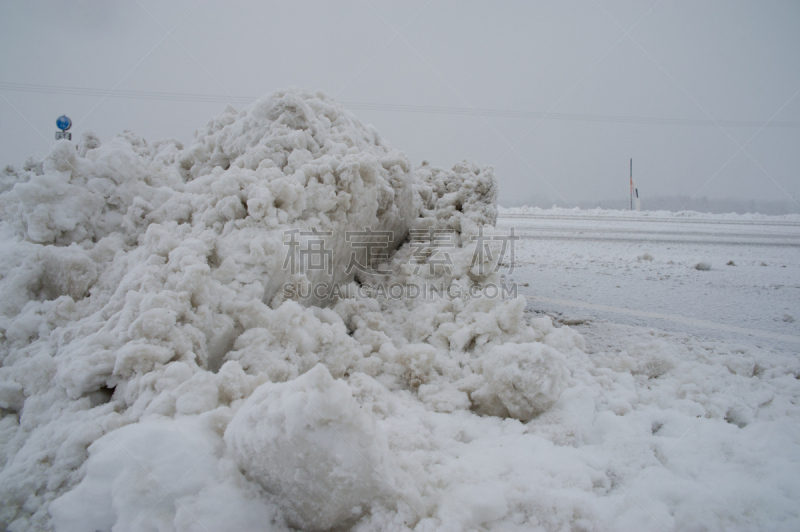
[
  {"x1": 0, "y1": 82, "x2": 238, "y2": 104},
  {"x1": 1, "y1": 81, "x2": 798, "y2": 128}
]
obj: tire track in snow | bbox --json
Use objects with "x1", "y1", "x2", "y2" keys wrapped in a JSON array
[{"x1": 527, "y1": 295, "x2": 800, "y2": 344}]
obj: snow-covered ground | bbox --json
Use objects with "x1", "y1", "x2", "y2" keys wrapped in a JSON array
[
  {"x1": 500, "y1": 207, "x2": 800, "y2": 349},
  {"x1": 1, "y1": 92, "x2": 798, "y2": 532},
  {"x1": 500, "y1": 207, "x2": 800, "y2": 530}
]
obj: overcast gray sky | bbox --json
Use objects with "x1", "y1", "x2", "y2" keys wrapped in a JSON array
[{"x1": 1, "y1": 0, "x2": 798, "y2": 206}]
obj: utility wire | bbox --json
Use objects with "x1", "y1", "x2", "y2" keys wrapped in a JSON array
[{"x1": 1, "y1": 81, "x2": 798, "y2": 128}]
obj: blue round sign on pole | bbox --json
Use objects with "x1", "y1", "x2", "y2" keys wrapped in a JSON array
[{"x1": 56, "y1": 115, "x2": 72, "y2": 131}]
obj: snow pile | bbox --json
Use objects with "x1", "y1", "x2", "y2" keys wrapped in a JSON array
[
  {"x1": 1, "y1": 89, "x2": 799, "y2": 532},
  {"x1": 0, "y1": 89, "x2": 573, "y2": 531}
]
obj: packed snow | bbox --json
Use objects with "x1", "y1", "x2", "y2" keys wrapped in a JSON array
[
  {"x1": 498, "y1": 207, "x2": 800, "y2": 346},
  {"x1": 1, "y1": 89, "x2": 799, "y2": 531}
]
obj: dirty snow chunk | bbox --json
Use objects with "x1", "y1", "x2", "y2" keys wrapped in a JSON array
[
  {"x1": 694, "y1": 261, "x2": 711, "y2": 271},
  {"x1": 225, "y1": 364, "x2": 398, "y2": 531},
  {"x1": 39, "y1": 246, "x2": 98, "y2": 300},
  {"x1": 637, "y1": 252, "x2": 654, "y2": 261},
  {"x1": 414, "y1": 160, "x2": 498, "y2": 236},
  {"x1": 472, "y1": 343, "x2": 569, "y2": 421},
  {"x1": 0, "y1": 381, "x2": 24, "y2": 411}
]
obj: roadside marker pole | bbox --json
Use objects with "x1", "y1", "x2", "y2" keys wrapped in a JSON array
[{"x1": 630, "y1": 158, "x2": 633, "y2": 211}]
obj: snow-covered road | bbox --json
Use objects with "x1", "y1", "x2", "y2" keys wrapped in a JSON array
[{"x1": 499, "y1": 208, "x2": 800, "y2": 352}]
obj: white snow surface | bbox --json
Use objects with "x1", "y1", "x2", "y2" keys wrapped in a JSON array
[
  {"x1": 500, "y1": 205, "x2": 800, "y2": 222},
  {"x1": 0, "y1": 90, "x2": 799, "y2": 531}
]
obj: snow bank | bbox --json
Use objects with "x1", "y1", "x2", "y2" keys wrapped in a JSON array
[{"x1": 1, "y1": 89, "x2": 798, "y2": 532}]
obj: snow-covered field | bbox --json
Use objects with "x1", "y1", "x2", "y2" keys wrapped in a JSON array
[{"x1": 0, "y1": 91, "x2": 798, "y2": 532}]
